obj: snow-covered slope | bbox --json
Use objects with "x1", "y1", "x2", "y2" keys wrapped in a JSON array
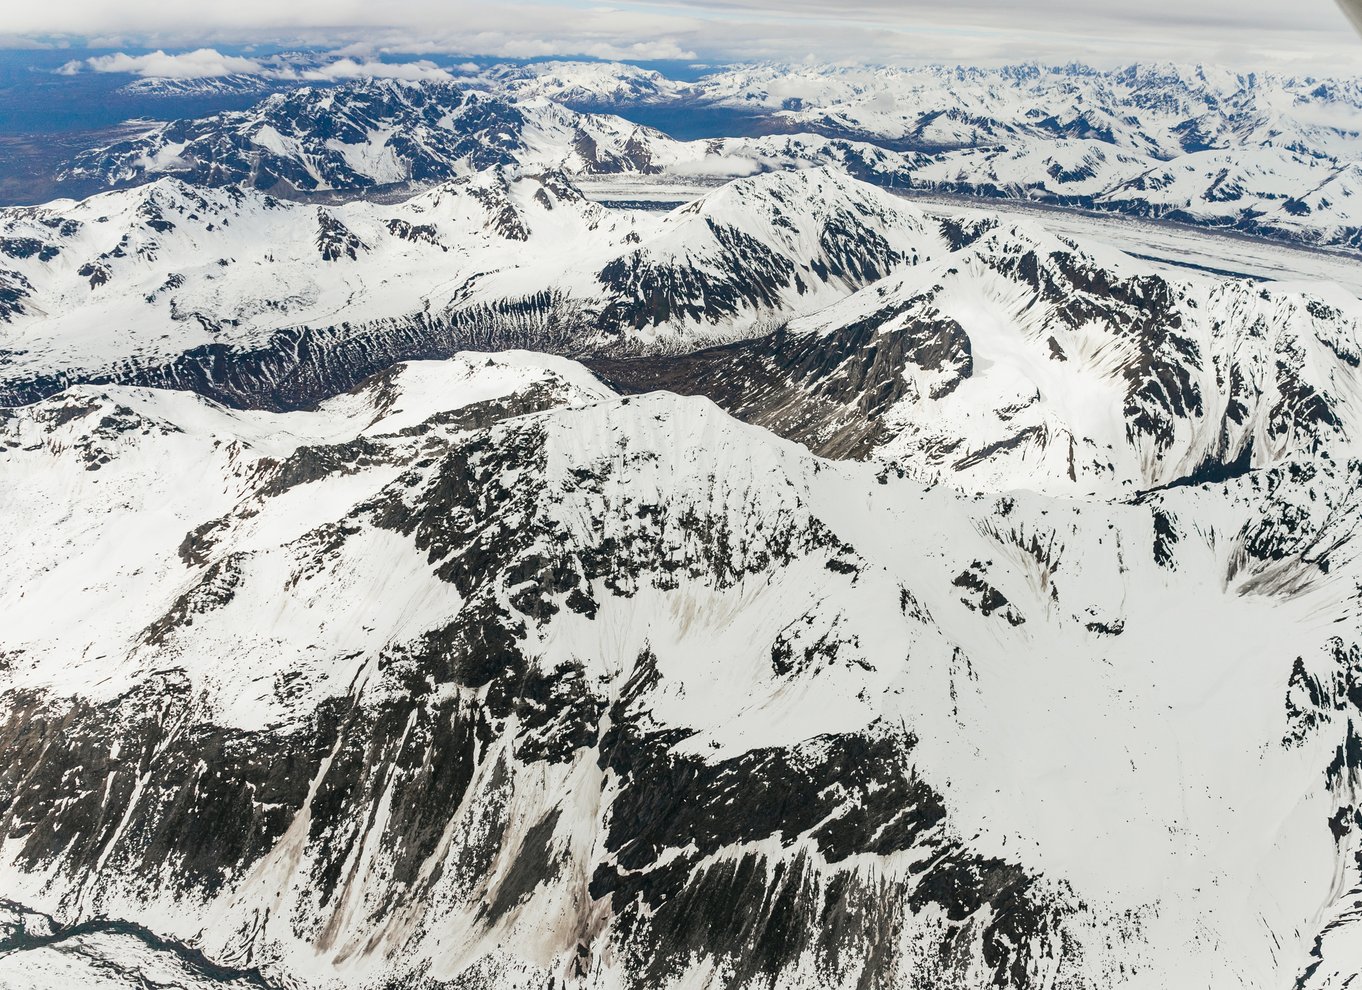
[
  {"x1": 3, "y1": 341, "x2": 1362, "y2": 989},
  {"x1": 0, "y1": 168, "x2": 951, "y2": 405}
]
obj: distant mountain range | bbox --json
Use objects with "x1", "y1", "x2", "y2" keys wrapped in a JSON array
[{"x1": 42, "y1": 63, "x2": 1362, "y2": 252}]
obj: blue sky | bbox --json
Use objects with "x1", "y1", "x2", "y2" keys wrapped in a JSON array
[{"x1": 3, "y1": 0, "x2": 1360, "y2": 70}]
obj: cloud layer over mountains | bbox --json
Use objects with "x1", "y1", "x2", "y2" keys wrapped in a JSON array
[{"x1": 9, "y1": 0, "x2": 1362, "y2": 70}]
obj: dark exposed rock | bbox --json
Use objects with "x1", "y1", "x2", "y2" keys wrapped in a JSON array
[
  {"x1": 592, "y1": 686, "x2": 1065, "y2": 989},
  {"x1": 953, "y1": 562, "x2": 1025, "y2": 625},
  {"x1": 386, "y1": 218, "x2": 445, "y2": 249},
  {"x1": 0, "y1": 237, "x2": 59, "y2": 262},
  {"x1": 316, "y1": 210, "x2": 367, "y2": 261},
  {"x1": 77, "y1": 261, "x2": 111, "y2": 288},
  {"x1": 1151, "y1": 507, "x2": 1179, "y2": 569},
  {"x1": 596, "y1": 220, "x2": 795, "y2": 330},
  {"x1": 589, "y1": 309, "x2": 970, "y2": 460},
  {"x1": 0, "y1": 268, "x2": 33, "y2": 320},
  {"x1": 0, "y1": 292, "x2": 586, "y2": 411}
]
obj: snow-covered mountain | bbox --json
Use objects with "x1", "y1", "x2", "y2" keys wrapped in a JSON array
[
  {"x1": 3, "y1": 166, "x2": 1359, "y2": 463},
  {"x1": 115, "y1": 74, "x2": 286, "y2": 98},
  {"x1": 49, "y1": 66, "x2": 1362, "y2": 252},
  {"x1": 675, "y1": 62, "x2": 1362, "y2": 249},
  {"x1": 0, "y1": 168, "x2": 951, "y2": 405},
  {"x1": 7, "y1": 83, "x2": 1362, "y2": 990},
  {"x1": 58, "y1": 80, "x2": 672, "y2": 194},
  {"x1": 49, "y1": 78, "x2": 926, "y2": 199},
  {"x1": 108, "y1": 52, "x2": 337, "y2": 99},
  {"x1": 5, "y1": 324, "x2": 1362, "y2": 987},
  {"x1": 595, "y1": 212, "x2": 1362, "y2": 494},
  {"x1": 482, "y1": 60, "x2": 685, "y2": 107},
  {"x1": 902, "y1": 140, "x2": 1362, "y2": 251},
  {"x1": 505, "y1": 60, "x2": 1362, "y2": 164}
]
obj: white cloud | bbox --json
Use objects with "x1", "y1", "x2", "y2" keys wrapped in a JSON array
[
  {"x1": 63, "y1": 48, "x2": 264, "y2": 79},
  {"x1": 484, "y1": 36, "x2": 696, "y2": 61},
  {"x1": 300, "y1": 58, "x2": 454, "y2": 82},
  {"x1": 666, "y1": 155, "x2": 764, "y2": 177},
  {"x1": 10, "y1": 0, "x2": 1362, "y2": 71},
  {"x1": 53, "y1": 46, "x2": 456, "y2": 85},
  {"x1": 579, "y1": 40, "x2": 698, "y2": 61},
  {"x1": 327, "y1": 42, "x2": 377, "y2": 58},
  {"x1": 0, "y1": 35, "x2": 62, "y2": 50}
]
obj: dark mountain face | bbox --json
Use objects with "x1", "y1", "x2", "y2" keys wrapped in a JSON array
[{"x1": 587, "y1": 307, "x2": 973, "y2": 460}]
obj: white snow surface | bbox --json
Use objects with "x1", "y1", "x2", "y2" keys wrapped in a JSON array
[
  {"x1": 2, "y1": 331, "x2": 1362, "y2": 987},
  {"x1": 3, "y1": 139, "x2": 1362, "y2": 989}
]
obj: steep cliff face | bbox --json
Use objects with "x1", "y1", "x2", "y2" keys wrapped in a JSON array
[{"x1": 3, "y1": 336, "x2": 1362, "y2": 988}]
